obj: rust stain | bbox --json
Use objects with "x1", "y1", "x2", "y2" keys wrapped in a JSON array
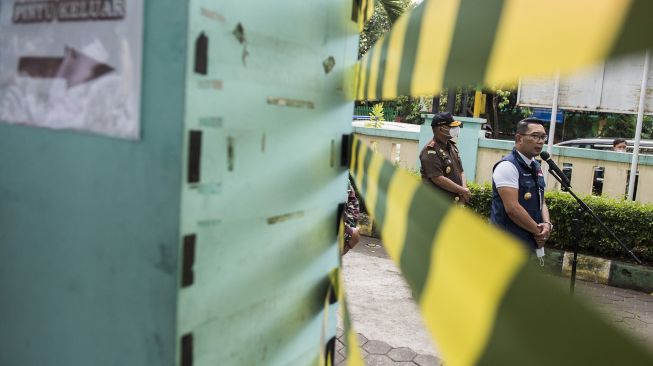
[
  {"x1": 233, "y1": 23, "x2": 246, "y2": 44},
  {"x1": 323, "y1": 56, "x2": 336, "y2": 74},
  {"x1": 267, "y1": 211, "x2": 304, "y2": 225},
  {"x1": 198, "y1": 219, "x2": 221, "y2": 227},
  {"x1": 267, "y1": 97, "x2": 315, "y2": 109},
  {"x1": 232, "y1": 23, "x2": 249, "y2": 65},
  {"x1": 200, "y1": 7, "x2": 226, "y2": 22},
  {"x1": 330, "y1": 139, "x2": 335, "y2": 167},
  {"x1": 198, "y1": 80, "x2": 223, "y2": 90},
  {"x1": 227, "y1": 136, "x2": 234, "y2": 171}
]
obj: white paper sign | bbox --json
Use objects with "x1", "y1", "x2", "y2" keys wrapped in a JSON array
[
  {"x1": 0, "y1": 0, "x2": 143, "y2": 139},
  {"x1": 518, "y1": 53, "x2": 653, "y2": 116}
]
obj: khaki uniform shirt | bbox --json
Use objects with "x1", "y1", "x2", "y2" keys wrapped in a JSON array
[{"x1": 419, "y1": 139, "x2": 464, "y2": 201}]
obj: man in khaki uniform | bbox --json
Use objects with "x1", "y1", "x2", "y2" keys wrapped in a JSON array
[{"x1": 419, "y1": 112, "x2": 470, "y2": 203}]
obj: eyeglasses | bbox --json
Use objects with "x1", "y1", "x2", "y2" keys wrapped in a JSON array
[{"x1": 521, "y1": 133, "x2": 548, "y2": 142}]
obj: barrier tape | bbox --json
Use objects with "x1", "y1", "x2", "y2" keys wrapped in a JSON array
[
  {"x1": 334, "y1": 267, "x2": 364, "y2": 366},
  {"x1": 347, "y1": 135, "x2": 652, "y2": 365},
  {"x1": 320, "y1": 221, "x2": 364, "y2": 366},
  {"x1": 356, "y1": 0, "x2": 375, "y2": 31},
  {"x1": 356, "y1": 0, "x2": 653, "y2": 100}
]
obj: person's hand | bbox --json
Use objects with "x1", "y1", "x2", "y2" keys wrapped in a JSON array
[
  {"x1": 534, "y1": 223, "x2": 551, "y2": 248},
  {"x1": 460, "y1": 187, "x2": 471, "y2": 203}
]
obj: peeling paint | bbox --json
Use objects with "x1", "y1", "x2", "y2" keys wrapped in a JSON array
[
  {"x1": 227, "y1": 136, "x2": 234, "y2": 171},
  {"x1": 267, "y1": 211, "x2": 304, "y2": 225},
  {"x1": 323, "y1": 56, "x2": 335, "y2": 74},
  {"x1": 267, "y1": 97, "x2": 314, "y2": 109},
  {"x1": 198, "y1": 80, "x2": 223, "y2": 90},
  {"x1": 330, "y1": 139, "x2": 335, "y2": 167},
  {"x1": 200, "y1": 7, "x2": 226, "y2": 22},
  {"x1": 199, "y1": 117, "x2": 223, "y2": 128},
  {"x1": 233, "y1": 23, "x2": 249, "y2": 66},
  {"x1": 198, "y1": 183, "x2": 222, "y2": 195},
  {"x1": 233, "y1": 23, "x2": 246, "y2": 44},
  {"x1": 562, "y1": 252, "x2": 611, "y2": 284},
  {"x1": 198, "y1": 219, "x2": 221, "y2": 227}
]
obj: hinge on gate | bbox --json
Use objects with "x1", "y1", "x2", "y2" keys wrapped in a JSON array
[
  {"x1": 325, "y1": 336, "x2": 336, "y2": 365},
  {"x1": 181, "y1": 333, "x2": 193, "y2": 366},
  {"x1": 188, "y1": 130, "x2": 202, "y2": 183},
  {"x1": 336, "y1": 202, "x2": 346, "y2": 234},
  {"x1": 351, "y1": 0, "x2": 360, "y2": 23},
  {"x1": 341, "y1": 133, "x2": 353, "y2": 168},
  {"x1": 194, "y1": 32, "x2": 208, "y2": 75},
  {"x1": 181, "y1": 234, "x2": 196, "y2": 287}
]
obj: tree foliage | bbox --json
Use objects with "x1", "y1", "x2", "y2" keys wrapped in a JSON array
[
  {"x1": 358, "y1": 0, "x2": 412, "y2": 59},
  {"x1": 366, "y1": 103, "x2": 385, "y2": 128}
]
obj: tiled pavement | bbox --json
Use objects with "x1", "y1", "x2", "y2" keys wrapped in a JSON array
[
  {"x1": 550, "y1": 276, "x2": 653, "y2": 351},
  {"x1": 335, "y1": 329, "x2": 444, "y2": 366},
  {"x1": 337, "y1": 236, "x2": 653, "y2": 366}
]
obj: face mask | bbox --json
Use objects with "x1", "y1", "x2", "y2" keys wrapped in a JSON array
[{"x1": 449, "y1": 126, "x2": 461, "y2": 139}]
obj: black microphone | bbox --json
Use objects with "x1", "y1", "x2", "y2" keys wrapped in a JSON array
[{"x1": 540, "y1": 151, "x2": 570, "y2": 186}]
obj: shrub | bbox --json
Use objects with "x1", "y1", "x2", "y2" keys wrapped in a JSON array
[
  {"x1": 468, "y1": 182, "x2": 653, "y2": 264},
  {"x1": 365, "y1": 103, "x2": 385, "y2": 128}
]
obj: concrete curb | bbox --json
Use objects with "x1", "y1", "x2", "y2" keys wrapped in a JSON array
[
  {"x1": 359, "y1": 210, "x2": 652, "y2": 293},
  {"x1": 536, "y1": 248, "x2": 653, "y2": 293},
  {"x1": 357, "y1": 214, "x2": 653, "y2": 294}
]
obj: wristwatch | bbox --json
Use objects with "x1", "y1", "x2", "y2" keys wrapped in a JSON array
[{"x1": 543, "y1": 221, "x2": 553, "y2": 230}]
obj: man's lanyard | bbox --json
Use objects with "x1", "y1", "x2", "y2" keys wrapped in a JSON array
[{"x1": 520, "y1": 153, "x2": 544, "y2": 212}]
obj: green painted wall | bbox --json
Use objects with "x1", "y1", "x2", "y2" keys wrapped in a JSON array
[
  {"x1": 0, "y1": 1, "x2": 188, "y2": 365},
  {"x1": 1, "y1": 0, "x2": 357, "y2": 365},
  {"x1": 479, "y1": 138, "x2": 653, "y2": 166},
  {"x1": 176, "y1": 0, "x2": 357, "y2": 364}
]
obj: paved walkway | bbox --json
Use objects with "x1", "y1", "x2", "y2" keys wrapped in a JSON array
[{"x1": 337, "y1": 236, "x2": 653, "y2": 365}]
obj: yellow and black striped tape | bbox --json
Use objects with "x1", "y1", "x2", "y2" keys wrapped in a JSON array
[
  {"x1": 333, "y1": 267, "x2": 364, "y2": 366},
  {"x1": 319, "y1": 222, "x2": 364, "y2": 366},
  {"x1": 335, "y1": 219, "x2": 364, "y2": 366},
  {"x1": 348, "y1": 135, "x2": 652, "y2": 365},
  {"x1": 356, "y1": 0, "x2": 653, "y2": 100},
  {"x1": 356, "y1": 0, "x2": 375, "y2": 32}
]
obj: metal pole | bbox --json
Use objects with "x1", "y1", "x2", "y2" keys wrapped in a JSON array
[
  {"x1": 544, "y1": 73, "x2": 560, "y2": 183},
  {"x1": 546, "y1": 73, "x2": 560, "y2": 152},
  {"x1": 446, "y1": 88, "x2": 456, "y2": 113},
  {"x1": 570, "y1": 214, "x2": 582, "y2": 295},
  {"x1": 628, "y1": 49, "x2": 650, "y2": 201}
]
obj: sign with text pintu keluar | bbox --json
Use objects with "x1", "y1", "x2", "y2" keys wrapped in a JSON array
[{"x1": 0, "y1": 0, "x2": 143, "y2": 140}]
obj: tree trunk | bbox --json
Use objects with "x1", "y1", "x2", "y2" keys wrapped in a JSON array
[
  {"x1": 446, "y1": 88, "x2": 456, "y2": 113},
  {"x1": 461, "y1": 89, "x2": 469, "y2": 117},
  {"x1": 431, "y1": 96, "x2": 440, "y2": 113},
  {"x1": 486, "y1": 92, "x2": 499, "y2": 138}
]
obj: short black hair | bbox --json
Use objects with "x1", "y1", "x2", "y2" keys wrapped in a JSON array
[
  {"x1": 516, "y1": 118, "x2": 544, "y2": 135},
  {"x1": 613, "y1": 138, "x2": 627, "y2": 147}
]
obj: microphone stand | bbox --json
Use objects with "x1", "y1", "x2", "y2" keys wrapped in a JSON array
[{"x1": 546, "y1": 167, "x2": 642, "y2": 295}]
